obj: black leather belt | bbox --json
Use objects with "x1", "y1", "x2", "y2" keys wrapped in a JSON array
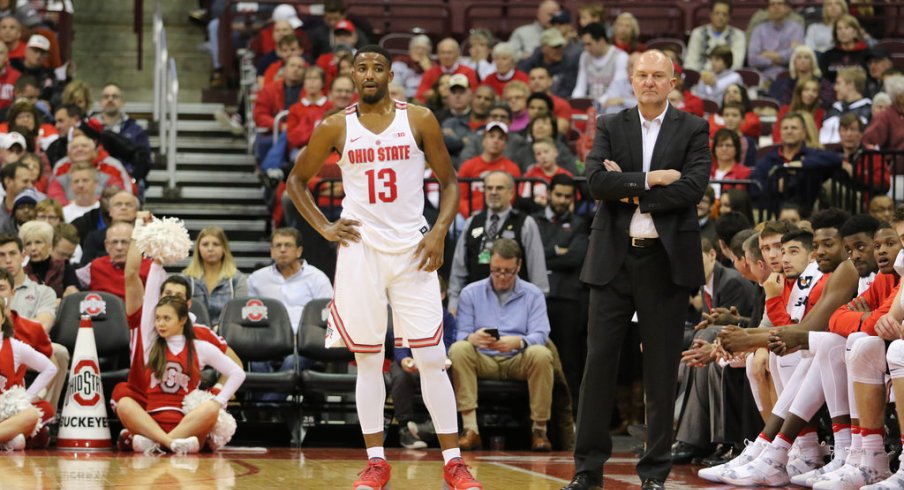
[{"x1": 630, "y1": 237, "x2": 660, "y2": 248}]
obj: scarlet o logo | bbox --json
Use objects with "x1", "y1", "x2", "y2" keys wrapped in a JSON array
[
  {"x1": 79, "y1": 294, "x2": 107, "y2": 317},
  {"x1": 70, "y1": 359, "x2": 101, "y2": 407},
  {"x1": 241, "y1": 299, "x2": 268, "y2": 322}
]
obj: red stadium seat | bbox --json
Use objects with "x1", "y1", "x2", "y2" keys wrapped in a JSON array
[
  {"x1": 569, "y1": 98, "x2": 594, "y2": 111},
  {"x1": 682, "y1": 69, "x2": 700, "y2": 88},
  {"x1": 751, "y1": 97, "x2": 780, "y2": 113},
  {"x1": 736, "y1": 69, "x2": 762, "y2": 89},
  {"x1": 700, "y1": 97, "x2": 719, "y2": 116}
]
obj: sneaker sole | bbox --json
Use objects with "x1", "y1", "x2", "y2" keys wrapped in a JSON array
[{"x1": 400, "y1": 442, "x2": 428, "y2": 449}]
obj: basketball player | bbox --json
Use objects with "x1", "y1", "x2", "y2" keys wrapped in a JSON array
[{"x1": 286, "y1": 45, "x2": 482, "y2": 490}]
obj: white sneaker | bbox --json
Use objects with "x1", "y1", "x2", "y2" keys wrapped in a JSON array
[
  {"x1": 698, "y1": 438, "x2": 768, "y2": 483},
  {"x1": 809, "y1": 448, "x2": 862, "y2": 486},
  {"x1": 0, "y1": 434, "x2": 25, "y2": 451},
  {"x1": 132, "y1": 434, "x2": 163, "y2": 455},
  {"x1": 792, "y1": 447, "x2": 848, "y2": 487},
  {"x1": 721, "y1": 444, "x2": 791, "y2": 486},
  {"x1": 862, "y1": 455, "x2": 904, "y2": 489},
  {"x1": 788, "y1": 447, "x2": 826, "y2": 478},
  {"x1": 170, "y1": 436, "x2": 200, "y2": 455},
  {"x1": 813, "y1": 450, "x2": 890, "y2": 490}
]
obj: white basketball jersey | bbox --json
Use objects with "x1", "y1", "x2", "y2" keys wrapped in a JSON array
[{"x1": 339, "y1": 100, "x2": 429, "y2": 253}]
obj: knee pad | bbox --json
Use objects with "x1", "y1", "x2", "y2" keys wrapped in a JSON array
[
  {"x1": 849, "y1": 336, "x2": 887, "y2": 385},
  {"x1": 887, "y1": 340, "x2": 904, "y2": 379},
  {"x1": 810, "y1": 331, "x2": 845, "y2": 357}
]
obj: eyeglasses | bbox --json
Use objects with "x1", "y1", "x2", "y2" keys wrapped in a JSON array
[
  {"x1": 489, "y1": 267, "x2": 518, "y2": 277},
  {"x1": 37, "y1": 214, "x2": 60, "y2": 222}
]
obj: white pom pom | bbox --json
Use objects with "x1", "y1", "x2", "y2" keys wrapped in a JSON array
[
  {"x1": 132, "y1": 217, "x2": 192, "y2": 265},
  {"x1": 0, "y1": 386, "x2": 35, "y2": 423},
  {"x1": 182, "y1": 389, "x2": 236, "y2": 450}
]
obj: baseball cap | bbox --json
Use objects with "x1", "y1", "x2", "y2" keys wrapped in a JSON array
[
  {"x1": 485, "y1": 121, "x2": 509, "y2": 135},
  {"x1": 272, "y1": 4, "x2": 303, "y2": 29},
  {"x1": 26, "y1": 34, "x2": 50, "y2": 52},
  {"x1": 13, "y1": 188, "x2": 44, "y2": 210},
  {"x1": 866, "y1": 47, "x2": 891, "y2": 62},
  {"x1": 539, "y1": 28, "x2": 566, "y2": 47},
  {"x1": 1, "y1": 132, "x2": 26, "y2": 150},
  {"x1": 334, "y1": 20, "x2": 356, "y2": 34},
  {"x1": 550, "y1": 11, "x2": 572, "y2": 25},
  {"x1": 449, "y1": 73, "x2": 470, "y2": 90}
]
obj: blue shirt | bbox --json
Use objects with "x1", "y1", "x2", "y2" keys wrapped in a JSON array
[{"x1": 456, "y1": 277, "x2": 550, "y2": 357}]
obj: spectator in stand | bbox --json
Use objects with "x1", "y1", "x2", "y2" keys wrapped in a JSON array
[
  {"x1": 872, "y1": 92, "x2": 891, "y2": 118},
  {"x1": 774, "y1": 78, "x2": 825, "y2": 144},
  {"x1": 309, "y1": 0, "x2": 372, "y2": 60},
  {"x1": 836, "y1": 113, "x2": 890, "y2": 194},
  {"x1": 60, "y1": 163, "x2": 99, "y2": 223},
  {"x1": 47, "y1": 103, "x2": 82, "y2": 166},
  {"x1": 692, "y1": 46, "x2": 742, "y2": 104},
  {"x1": 10, "y1": 187, "x2": 40, "y2": 230},
  {"x1": 550, "y1": 10, "x2": 583, "y2": 60},
  {"x1": 459, "y1": 104, "x2": 528, "y2": 164},
  {"x1": 710, "y1": 128, "x2": 752, "y2": 199},
  {"x1": 256, "y1": 18, "x2": 311, "y2": 85},
  {"x1": 263, "y1": 4, "x2": 313, "y2": 64},
  {"x1": 511, "y1": 113, "x2": 576, "y2": 174},
  {"x1": 578, "y1": 4, "x2": 605, "y2": 29},
  {"x1": 571, "y1": 23, "x2": 627, "y2": 103},
  {"x1": 747, "y1": 0, "x2": 804, "y2": 82},
  {"x1": 252, "y1": 54, "x2": 305, "y2": 163},
  {"x1": 75, "y1": 221, "x2": 150, "y2": 300},
  {"x1": 460, "y1": 29, "x2": 495, "y2": 81},
  {"x1": 316, "y1": 20, "x2": 358, "y2": 83},
  {"x1": 52, "y1": 222, "x2": 78, "y2": 264},
  {"x1": 449, "y1": 239, "x2": 555, "y2": 452},
  {"x1": 520, "y1": 138, "x2": 572, "y2": 205},
  {"x1": 805, "y1": 0, "x2": 848, "y2": 53},
  {"x1": 73, "y1": 189, "x2": 138, "y2": 264},
  {"x1": 1, "y1": 99, "x2": 57, "y2": 151},
  {"x1": 46, "y1": 135, "x2": 127, "y2": 205},
  {"x1": 443, "y1": 83, "x2": 495, "y2": 168},
  {"x1": 754, "y1": 112, "x2": 843, "y2": 213},
  {"x1": 426, "y1": 73, "x2": 452, "y2": 113},
  {"x1": 18, "y1": 152, "x2": 45, "y2": 194},
  {"x1": 0, "y1": 160, "x2": 33, "y2": 233},
  {"x1": 0, "y1": 16, "x2": 23, "y2": 61},
  {"x1": 436, "y1": 74, "x2": 473, "y2": 127},
  {"x1": 260, "y1": 34, "x2": 303, "y2": 88},
  {"x1": 10, "y1": 35, "x2": 55, "y2": 101},
  {"x1": 458, "y1": 122, "x2": 521, "y2": 217},
  {"x1": 863, "y1": 75, "x2": 904, "y2": 150},
  {"x1": 772, "y1": 46, "x2": 836, "y2": 109},
  {"x1": 598, "y1": 51, "x2": 639, "y2": 115},
  {"x1": 182, "y1": 226, "x2": 248, "y2": 327},
  {"x1": 820, "y1": 66, "x2": 872, "y2": 144},
  {"x1": 509, "y1": 0, "x2": 560, "y2": 60},
  {"x1": 34, "y1": 199, "x2": 61, "y2": 227},
  {"x1": 95, "y1": 83, "x2": 152, "y2": 189},
  {"x1": 720, "y1": 102, "x2": 758, "y2": 167},
  {"x1": 284, "y1": 66, "x2": 328, "y2": 146},
  {"x1": 481, "y1": 43, "x2": 529, "y2": 97},
  {"x1": 868, "y1": 195, "x2": 894, "y2": 223},
  {"x1": 819, "y1": 14, "x2": 870, "y2": 84},
  {"x1": 391, "y1": 35, "x2": 433, "y2": 100},
  {"x1": 685, "y1": 0, "x2": 747, "y2": 72},
  {"x1": 527, "y1": 66, "x2": 571, "y2": 134},
  {"x1": 61, "y1": 79, "x2": 91, "y2": 116},
  {"x1": 18, "y1": 220, "x2": 77, "y2": 298},
  {"x1": 709, "y1": 83, "x2": 761, "y2": 139},
  {"x1": 532, "y1": 174, "x2": 587, "y2": 398},
  {"x1": 449, "y1": 171, "x2": 548, "y2": 313},
  {"x1": 503, "y1": 80, "x2": 531, "y2": 132},
  {"x1": 865, "y1": 48, "x2": 894, "y2": 98},
  {"x1": 0, "y1": 130, "x2": 25, "y2": 165},
  {"x1": 517, "y1": 29, "x2": 578, "y2": 98},
  {"x1": 718, "y1": 189, "x2": 755, "y2": 225},
  {"x1": 610, "y1": 13, "x2": 644, "y2": 54},
  {"x1": 0, "y1": 42, "x2": 19, "y2": 111},
  {"x1": 285, "y1": 74, "x2": 354, "y2": 156},
  {"x1": 415, "y1": 38, "x2": 478, "y2": 105},
  {"x1": 698, "y1": 188, "x2": 719, "y2": 245}
]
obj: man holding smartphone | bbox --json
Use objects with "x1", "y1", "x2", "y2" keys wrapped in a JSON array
[{"x1": 448, "y1": 238, "x2": 554, "y2": 452}]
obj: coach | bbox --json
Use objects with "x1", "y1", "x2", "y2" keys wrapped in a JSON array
[{"x1": 563, "y1": 50, "x2": 710, "y2": 490}]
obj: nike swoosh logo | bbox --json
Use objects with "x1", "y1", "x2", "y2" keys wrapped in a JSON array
[{"x1": 351, "y1": 136, "x2": 363, "y2": 143}]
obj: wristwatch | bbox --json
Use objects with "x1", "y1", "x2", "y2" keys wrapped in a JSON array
[{"x1": 520, "y1": 338, "x2": 528, "y2": 350}]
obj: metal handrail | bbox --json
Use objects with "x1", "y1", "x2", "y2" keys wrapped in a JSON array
[
  {"x1": 273, "y1": 110, "x2": 289, "y2": 144},
  {"x1": 152, "y1": 1, "x2": 179, "y2": 193},
  {"x1": 166, "y1": 58, "x2": 179, "y2": 191}
]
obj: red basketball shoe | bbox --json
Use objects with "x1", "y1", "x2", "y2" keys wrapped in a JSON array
[
  {"x1": 443, "y1": 457, "x2": 483, "y2": 489},
  {"x1": 353, "y1": 457, "x2": 391, "y2": 489}
]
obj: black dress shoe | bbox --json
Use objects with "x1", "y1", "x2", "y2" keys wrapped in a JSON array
[
  {"x1": 561, "y1": 472, "x2": 602, "y2": 490},
  {"x1": 670, "y1": 441, "x2": 709, "y2": 464},
  {"x1": 699, "y1": 443, "x2": 736, "y2": 467},
  {"x1": 641, "y1": 478, "x2": 666, "y2": 489}
]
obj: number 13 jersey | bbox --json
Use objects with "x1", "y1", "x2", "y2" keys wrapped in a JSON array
[{"x1": 339, "y1": 100, "x2": 429, "y2": 253}]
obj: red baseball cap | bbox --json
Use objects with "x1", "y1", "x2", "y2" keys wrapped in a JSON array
[{"x1": 334, "y1": 20, "x2": 356, "y2": 34}]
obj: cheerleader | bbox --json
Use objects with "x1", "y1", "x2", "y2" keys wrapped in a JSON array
[
  {"x1": 115, "y1": 215, "x2": 245, "y2": 454},
  {"x1": 0, "y1": 295, "x2": 57, "y2": 451}
]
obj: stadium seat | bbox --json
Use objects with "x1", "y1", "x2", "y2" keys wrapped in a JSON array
[
  {"x1": 190, "y1": 300, "x2": 212, "y2": 327},
  {"x1": 682, "y1": 68, "x2": 701, "y2": 88},
  {"x1": 735, "y1": 68, "x2": 762, "y2": 90},
  {"x1": 219, "y1": 297, "x2": 297, "y2": 393},
  {"x1": 569, "y1": 97, "x2": 594, "y2": 111},
  {"x1": 379, "y1": 33, "x2": 416, "y2": 57},
  {"x1": 646, "y1": 37, "x2": 687, "y2": 59},
  {"x1": 751, "y1": 97, "x2": 780, "y2": 113},
  {"x1": 52, "y1": 292, "x2": 131, "y2": 391},
  {"x1": 700, "y1": 97, "x2": 719, "y2": 116},
  {"x1": 297, "y1": 298, "x2": 357, "y2": 394}
]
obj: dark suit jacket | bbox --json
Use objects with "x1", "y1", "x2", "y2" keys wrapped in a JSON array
[
  {"x1": 704, "y1": 262, "x2": 757, "y2": 318},
  {"x1": 580, "y1": 105, "x2": 711, "y2": 289}
]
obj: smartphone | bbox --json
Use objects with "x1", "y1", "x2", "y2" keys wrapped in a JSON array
[{"x1": 484, "y1": 328, "x2": 500, "y2": 340}]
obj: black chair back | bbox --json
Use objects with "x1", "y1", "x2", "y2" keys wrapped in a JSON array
[
  {"x1": 219, "y1": 297, "x2": 294, "y2": 362},
  {"x1": 52, "y1": 291, "x2": 129, "y2": 357}
]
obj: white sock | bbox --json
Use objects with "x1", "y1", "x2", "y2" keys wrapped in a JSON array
[
  {"x1": 442, "y1": 447, "x2": 461, "y2": 464},
  {"x1": 412, "y1": 344, "x2": 459, "y2": 435},
  {"x1": 796, "y1": 431, "x2": 819, "y2": 451},
  {"x1": 366, "y1": 446, "x2": 386, "y2": 460},
  {"x1": 862, "y1": 433, "x2": 884, "y2": 452},
  {"x1": 773, "y1": 435, "x2": 793, "y2": 451},
  {"x1": 532, "y1": 420, "x2": 547, "y2": 432},
  {"x1": 355, "y1": 352, "x2": 387, "y2": 434},
  {"x1": 834, "y1": 427, "x2": 852, "y2": 451}
]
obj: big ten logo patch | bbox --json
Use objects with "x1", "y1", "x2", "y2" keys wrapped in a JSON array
[
  {"x1": 150, "y1": 361, "x2": 191, "y2": 394},
  {"x1": 66, "y1": 359, "x2": 102, "y2": 407},
  {"x1": 79, "y1": 294, "x2": 107, "y2": 317},
  {"x1": 242, "y1": 299, "x2": 268, "y2": 322}
]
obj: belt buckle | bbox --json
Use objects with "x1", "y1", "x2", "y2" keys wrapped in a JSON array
[{"x1": 631, "y1": 237, "x2": 644, "y2": 248}]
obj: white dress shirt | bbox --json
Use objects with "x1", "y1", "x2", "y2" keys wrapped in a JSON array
[{"x1": 629, "y1": 104, "x2": 670, "y2": 238}]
